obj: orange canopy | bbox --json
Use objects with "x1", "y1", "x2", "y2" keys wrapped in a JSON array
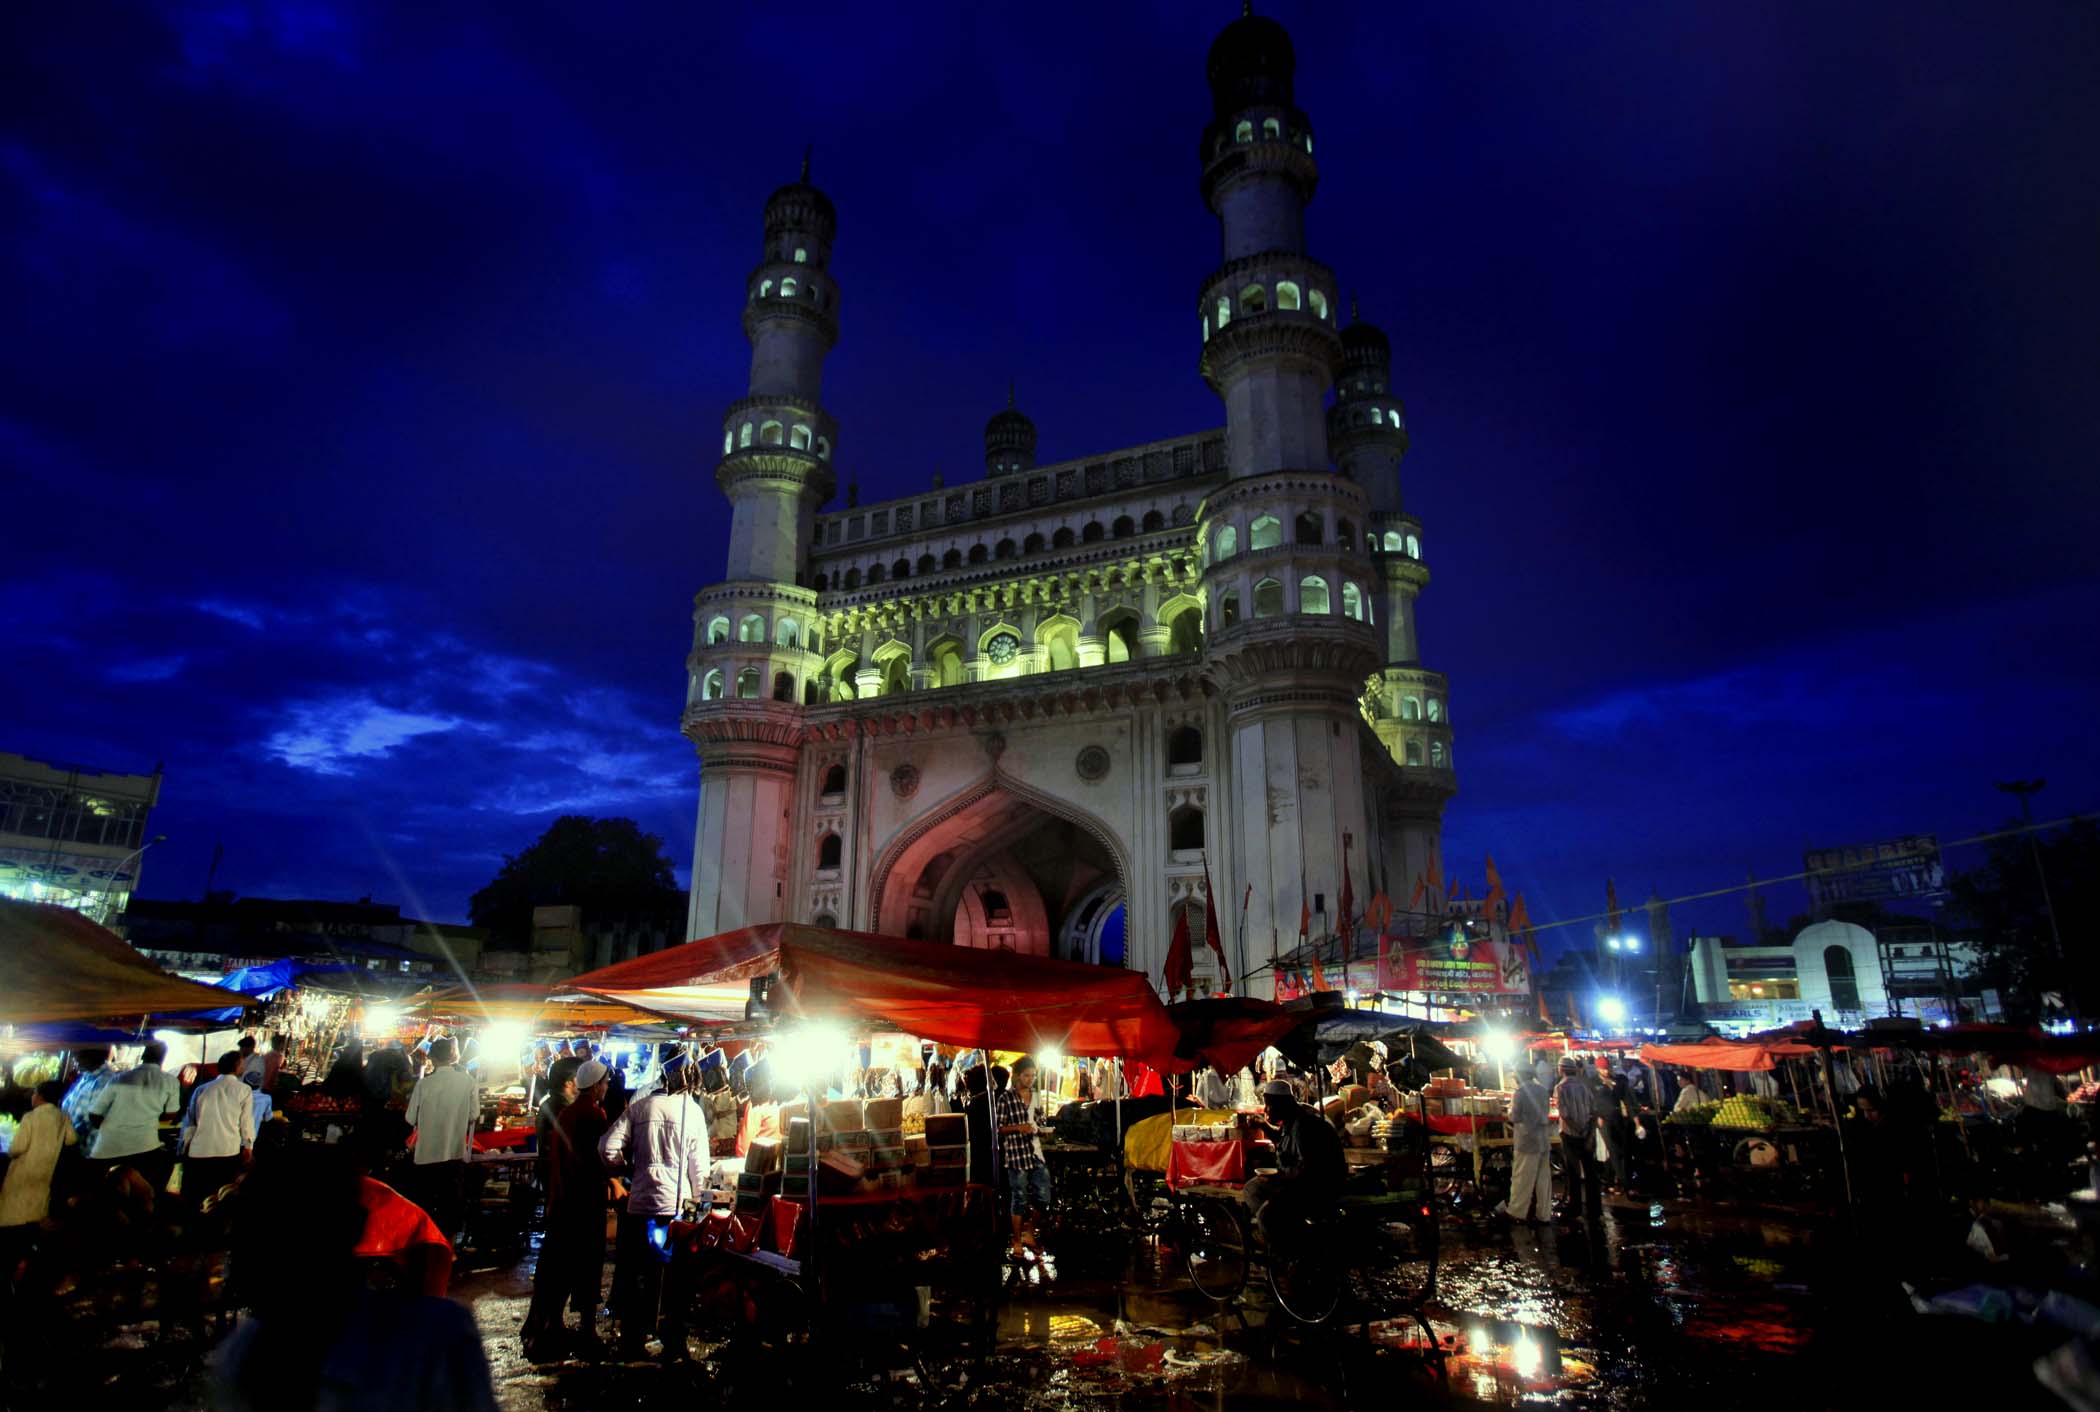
[
  {"x1": 1638, "y1": 1037, "x2": 1814, "y2": 1071},
  {"x1": 408, "y1": 982, "x2": 663, "y2": 1030},
  {"x1": 568, "y1": 922, "x2": 1186, "y2": 1066},
  {"x1": 0, "y1": 901, "x2": 264, "y2": 1024}
]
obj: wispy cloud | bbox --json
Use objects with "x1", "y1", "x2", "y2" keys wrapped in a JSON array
[
  {"x1": 193, "y1": 598, "x2": 269, "y2": 629},
  {"x1": 107, "y1": 655, "x2": 188, "y2": 683},
  {"x1": 265, "y1": 694, "x2": 459, "y2": 774}
]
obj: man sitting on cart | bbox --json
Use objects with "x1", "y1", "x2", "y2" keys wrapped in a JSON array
[{"x1": 1243, "y1": 1080, "x2": 1346, "y2": 1256}]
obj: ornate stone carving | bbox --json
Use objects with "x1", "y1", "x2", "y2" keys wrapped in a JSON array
[
  {"x1": 1075, "y1": 745, "x2": 1111, "y2": 782},
  {"x1": 889, "y1": 762, "x2": 920, "y2": 799}
]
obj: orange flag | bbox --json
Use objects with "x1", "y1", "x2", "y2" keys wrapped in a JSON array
[
  {"x1": 1483, "y1": 853, "x2": 1507, "y2": 916},
  {"x1": 1409, "y1": 873, "x2": 1425, "y2": 908},
  {"x1": 1508, "y1": 892, "x2": 1539, "y2": 959},
  {"x1": 1426, "y1": 849, "x2": 1443, "y2": 895}
]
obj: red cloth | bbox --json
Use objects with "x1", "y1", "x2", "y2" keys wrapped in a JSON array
[
  {"x1": 1164, "y1": 907, "x2": 1195, "y2": 999},
  {"x1": 568, "y1": 923, "x2": 1187, "y2": 1066},
  {"x1": 1638, "y1": 1039, "x2": 1784, "y2": 1072},
  {"x1": 767, "y1": 1197, "x2": 805, "y2": 1258},
  {"x1": 546, "y1": 1095, "x2": 608, "y2": 1209},
  {"x1": 355, "y1": 1177, "x2": 453, "y2": 1293},
  {"x1": 1167, "y1": 1138, "x2": 1247, "y2": 1189},
  {"x1": 1165, "y1": 998, "x2": 1302, "y2": 1074},
  {"x1": 1398, "y1": 1109, "x2": 1499, "y2": 1136}
]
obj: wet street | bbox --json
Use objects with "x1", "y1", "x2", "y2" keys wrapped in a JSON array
[{"x1": 96, "y1": 1189, "x2": 2078, "y2": 1409}]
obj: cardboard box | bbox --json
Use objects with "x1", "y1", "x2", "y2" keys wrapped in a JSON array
[
  {"x1": 823, "y1": 1100, "x2": 865, "y2": 1132},
  {"x1": 745, "y1": 1138, "x2": 782, "y2": 1176},
  {"x1": 922, "y1": 1114, "x2": 967, "y2": 1146},
  {"x1": 862, "y1": 1098, "x2": 904, "y2": 1130}
]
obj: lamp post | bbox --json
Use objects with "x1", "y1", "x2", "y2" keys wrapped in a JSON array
[
  {"x1": 1995, "y1": 779, "x2": 2064, "y2": 966},
  {"x1": 93, "y1": 834, "x2": 166, "y2": 925}
]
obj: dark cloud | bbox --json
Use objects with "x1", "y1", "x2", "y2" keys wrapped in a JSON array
[{"x1": 4, "y1": 2, "x2": 2095, "y2": 936}]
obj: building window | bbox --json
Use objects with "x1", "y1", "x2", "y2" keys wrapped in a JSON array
[
  {"x1": 1406, "y1": 740, "x2": 1423, "y2": 766},
  {"x1": 1239, "y1": 283, "x2": 1266, "y2": 315},
  {"x1": 1166, "y1": 605, "x2": 1202, "y2": 654},
  {"x1": 1169, "y1": 805, "x2": 1205, "y2": 851},
  {"x1": 1299, "y1": 576, "x2": 1329, "y2": 614},
  {"x1": 813, "y1": 573, "x2": 829, "y2": 592},
  {"x1": 1336, "y1": 518, "x2": 1356, "y2": 550},
  {"x1": 780, "y1": 277, "x2": 797, "y2": 298},
  {"x1": 1383, "y1": 530, "x2": 1402, "y2": 552},
  {"x1": 1825, "y1": 945, "x2": 1862, "y2": 1012},
  {"x1": 1112, "y1": 515, "x2": 1135, "y2": 539},
  {"x1": 916, "y1": 553, "x2": 936, "y2": 574},
  {"x1": 1167, "y1": 725, "x2": 1203, "y2": 766},
  {"x1": 1406, "y1": 534, "x2": 1421, "y2": 559},
  {"x1": 776, "y1": 617, "x2": 800, "y2": 648},
  {"x1": 1426, "y1": 696, "x2": 1442, "y2": 723},
  {"x1": 1252, "y1": 577, "x2": 1283, "y2": 618},
  {"x1": 1052, "y1": 526, "x2": 1075, "y2": 549},
  {"x1": 1370, "y1": 407, "x2": 1383, "y2": 426},
  {"x1": 1214, "y1": 524, "x2": 1237, "y2": 559},
  {"x1": 759, "y1": 278, "x2": 774, "y2": 298},
  {"x1": 816, "y1": 436, "x2": 830, "y2": 460},
  {"x1": 1219, "y1": 590, "x2": 1240, "y2": 627},
  {"x1": 1402, "y1": 696, "x2": 1421, "y2": 721},
  {"x1": 1023, "y1": 532, "x2": 1044, "y2": 554},
  {"x1": 1102, "y1": 611, "x2": 1140, "y2": 663},
  {"x1": 1429, "y1": 741, "x2": 1446, "y2": 767},
  {"x1": 967, "y1": 543, "x2": 988, "y2": 564},
  {"x1": 995, "y1": 537, "x2": 1017, "y2": 560},
  {"x1": 739, "y1": 423, "x2": 754, "y2": 448},
  {"x1": 760, "y1": 421, "x2": 783, "y2": 446},
  {"x1": 817, "y1": 833, "x2": 843, "y2": 870},
  {"x1": 790, "y1": 424, "x2": 812, "y2": 450},
  {"x1": 772, "y1": 671, "x2": 795, "y2": 701},
  {"x1": 1276, "y1": 280, "x2": 1301, "y2": 311},
  {"x1": 735, "y1": 668, "x2": 760, "y2": 699},
  {"x1": 820, "y1": 763, "x2": 846, "y2": 795},
  {"x1": 1250, "y1": 515, "x2": 1281, "y2": 550},
  {"x1": 793, "y1": 247, "x2": 807, "y2": 263},
  {"x1": 1081, "y1": 521, "x2": 1105, "y2": 543},
  {"x1": 1235, "y1": 119, "x2": 1253, "y2": 143},
  {"x1": 722, "y1": 430, "x2": 733, "y2": 455},
  {"x1": 706, "y1": 615, "x2": 730, "y2": 645},
  {"x1": 1308, "y1": 288, "x2": 1329, "y2": 320},
  {"x1": 1262, "y1": 116, "x2": 1281, "y2": 140},
  {"x1": 702, "y1": 668, "x2": 723, "y2": 700},
  {"x1": 844, "y1": 568, "x2": 861, "y2": 589},
  {"x1": 1295, "y1": 511, "x2": 1322, "y2": 546},
  {"x1": 1341, "y1": 582, "x2": 1363, "y2": 620},
  {"x1": 738, "y1": 613, "x2": 765, "y2": 642},
  {"x1": 1215, "y1": 296, "x2": 1231, "y2": 331},
  {"x1": 866, "y1": 563, "x2": 886, "y2": 585},
  {"x1": 943, "y1": 548, "x2": 963, "y2": 569}
]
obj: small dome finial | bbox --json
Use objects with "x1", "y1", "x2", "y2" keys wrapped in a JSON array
[
  {"x1": 800, "y1": 144, "x2": 812, "y2": 183},
  {"x1": 1350, "y1": 295, "x2": 1360, "y2": 322},
  {"x1": 1242, "y1": 1, "x2": 1253, "y2": 15},
  {"x1": 1007, "y1": 378, "x2": 1015, "y2": 409}
]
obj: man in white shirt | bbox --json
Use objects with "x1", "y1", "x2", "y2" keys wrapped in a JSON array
[
  {"x1": 89, "y1": 1039, "x2": 182, "y2": 1191},
  {"x1": 1500, "y1": 1060, "x2": 1556, "y2": 1225},
  {"x1": 406, "y1": 1036, "x2": 479, "y2": 1243},
  {"x1": 180, "y1": 1051, "x2": 256, "y2": 1203}
]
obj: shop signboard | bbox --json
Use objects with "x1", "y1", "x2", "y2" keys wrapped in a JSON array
[{"x1": 1805, "y1": 834, "x2": 1945, "y2": 912}]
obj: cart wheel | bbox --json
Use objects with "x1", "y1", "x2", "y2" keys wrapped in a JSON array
[
  {"x1": 1269, "y1": 1248, "x2": 1342, "y2": 1325},
  {"x1": 1182, "y1": 1197, "x2": 1250, "y2": 1303}
]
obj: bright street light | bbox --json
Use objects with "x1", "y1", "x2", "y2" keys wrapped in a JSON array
[{"x1": 1595, "y1": 995, "x2": 1627, "y2": 1027}]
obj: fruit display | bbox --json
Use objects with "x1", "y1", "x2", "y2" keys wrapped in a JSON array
[
  {"x1": 1708, "y1": 1094, "x2": 1801, "y2": 1131},
  {"x1": 284, "y1": 1092, "x2": 361, "y2": 1117},
  {"x1": 1665, "y1": 1102, "x2": 1717, "y2": 1127}
]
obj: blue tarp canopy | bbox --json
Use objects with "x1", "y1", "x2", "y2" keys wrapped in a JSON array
[{"x1": 172, "y1": 959, "x2": 379, "y2": 1025}]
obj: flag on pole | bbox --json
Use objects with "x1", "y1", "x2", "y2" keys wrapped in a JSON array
[
  {"x1": 1409, "y1": 873, "x2": 1425, "y2": 908},
  {"x1": 1426, "y1": 849, "x2": 1443, "y2": 896},
  {"x1": 1338, "y1": 835, "x2": 1355, "y2": 945},
  {"x1": 1201, "y1": 854, "x2": 1229, "y2": 989},
  {"x1": 1508, "y1": 892, "x2": 1539, "y2": 960},
  {"x1": 1483, "y1": 853, "x2": 1507, "y2": 917},
  {"x1": 1164, "y1": 904, "x2": 1194, "y2": 999}
]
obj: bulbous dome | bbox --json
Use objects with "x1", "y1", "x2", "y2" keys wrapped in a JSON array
[
  {"x1": 1341, "y1": 315, "x2": 1392, "y2": 368},
  {"x1": 763, "y1": 180, "x2": 836, "y2": 244},
  {"x1": 1206, "y1": 8, "x2": 1296, "y2": 117},
  {"x1": 984, "y1": 391, "x2": 1037, "y2": 476}
]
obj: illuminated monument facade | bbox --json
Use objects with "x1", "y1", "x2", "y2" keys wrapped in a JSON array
[{"x1": 681, "y1": 10, "x2": 1456, "y2": 994}]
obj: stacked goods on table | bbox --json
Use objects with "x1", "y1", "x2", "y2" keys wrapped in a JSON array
[
  {"x1": 861, "y1": 1097, "x2": 908, "y2": 1191},
  {"x1": 917, "y1": 1113, "x2": 970, "y2": 1187},
  {"x1": 1664, "y1": 1102, "x2": 1717, "y2": 1127},
  {"x1": 1692, "y1": 1094, "x2": 1805, "y2": 1131},
  {"x1": 285, "y1": 1092, "x2": 361, "y2": 1118},
  {"x1": 1171, "y1": 1122, "x2": 1235, "y2": 1142}
]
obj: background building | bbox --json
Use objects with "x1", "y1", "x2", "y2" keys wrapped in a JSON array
[
  {"x1": 0, "y1": 751, "x2": 163, "y2": 923},
  {"x1": 1688, "y1": 919, "x2": 1995, "y2": 1030},
  {"x1": 680, "y1": 12, "x2": 1458, "y2": 995}
]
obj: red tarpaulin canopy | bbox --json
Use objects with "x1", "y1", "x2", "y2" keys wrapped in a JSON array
[
  {"x1": 1165, "y1": 997, "x2": 1305, "y2": 1073},
  {"x1": 567, "y1": 923, "x2": 1187, "y2": 1068},
  {"x1": 1637, "y1": 1038, "x2": 1813, "y2": 1071},
  {"x1": 0, "y1": 900, "x2": 265, "y2": 1025}
]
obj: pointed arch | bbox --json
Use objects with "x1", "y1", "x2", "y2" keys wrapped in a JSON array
[{"x1": 1034, "y1": 612, "x2": 1081, "y2": 671}]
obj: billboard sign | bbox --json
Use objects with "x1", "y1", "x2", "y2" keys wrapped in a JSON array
[{"x1": 1805, "y1": 834, "x2": 1945, "y2": 913}]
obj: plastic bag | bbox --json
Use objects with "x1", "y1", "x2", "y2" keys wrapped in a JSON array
[
  {"x1": 1592, "y1": 1127, "x2": 1610, "y2": 1163},
  {"x1": 1634, "y1": 1119, "x2": 1647, "y2": 1143}
]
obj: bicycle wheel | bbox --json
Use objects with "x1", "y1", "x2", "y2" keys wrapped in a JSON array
[
  {"x1": 1181, "y1": 1197, "x2": 1250, "y2": 1302},
  {"x1": 1269, "y1": 1249, "x2": 1343, "y2": 1325}
]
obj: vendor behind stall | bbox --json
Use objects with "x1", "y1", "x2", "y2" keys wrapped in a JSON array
[{"x1": 1244, "y1": 1079, "x2": 1345, "y2": 1255}]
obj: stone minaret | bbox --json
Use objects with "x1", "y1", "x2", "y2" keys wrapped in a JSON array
[{"x1": 683, "y1": 159, "x2": 840, "y2": 938}]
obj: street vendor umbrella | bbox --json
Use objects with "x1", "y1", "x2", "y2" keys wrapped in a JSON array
[
  {"x1": 0, "y1": 900, "x2": 267, "y2": 1025},
  {"x1": 568, "y1": 922, "x2": 1188, "y2": 1067},
  {"x1": 409, "y1": 981, "x2": 664, "y2": 1030}
]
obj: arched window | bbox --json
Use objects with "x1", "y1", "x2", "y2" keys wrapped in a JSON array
[
  {"x1": 1342, "y1": 582, "x2": 1363, "y2": 620},
  {"x1": 706, "y1": 615, "x2": 730, "y2": 645},
  {"x1": 1252, "y1": 577, "x2": 1283, "y2": 618},
  {"x1": 1308, "y1": 289, "x2": 1329, "y2": 320},
  {"x1": 930, "y1": 639, "x2": 964, "y2": 687},
  {"x1": 738, "y1": 613, "x2": 765, "y2": 642},
  {"x1": 780, "y1": 277, "x2": 798, "y2": 298},
  {"x1": 816, "y1": 436, "x2": 830, "y2": 460},
  {"x1": 722, "y1": 430, "x2": 733, "y2": 455},
  {"x1": 1167, "y1": 725, "x2": 1203, "y2": 766},
  {"x1": 804, "y1": 678, "x2": 824, "y2": 705},
  {"x1": 1825, "y1": 946, "x2": 1862, "y2": 1012},
  {"x1": 759, "y1": 278, "x2": 774, "y2": 298},
  {"x1": 1215, "y1": 296, "x2": 1231, "y2": 331},
  {"x1": 1112, "y1": 515, "x2": 1135, "y2": 539},
  {"x1": 867, "y1": 563, "x2": 888, "y2": 585},
  {"x1": 916, "y1": 553, "x2": 936, "y2": 574},
  {"x1": 1276, "y1": 280, "x2": 1302, "y2": 311},
  {"x1": 818, "y1": 763, "x2": 846, "y2": 796},
  {"x1": 843, "y1": 568, "x2": 861, "y2": 590},
  {"x1": 943, "y1": 548, "x2": 962, "y2": 569},
  {"x1": 813, "y1": 573, "x2": 830, "y2": 592},
  {"x1": 1219, "y1": 590, "x2": 1240, "y2": 627},
  {"x1": 1052, "y1": 526, "x2": 1075, "y2": 548},
  {"x1": 1261, "y1": 116, "x2": 1281, "y2": 140},
  {"x1": 1201, "y1": 313, "x2": 1210, "y2": 344},
  {"x1": 1102, "y1": 610, "x2": 1140, "y2": 664},
  {"x1": 790, "y1": 424, "x2": 812, "y2": 450},
  {"x1": 1214, "y1": 524, "x2": 1237, "y2": 559},
  {"x1": 1370, "y1": 407, "x2": 1384, "y2": 426},
  {"x1": 1383, "y1": 530, "x2": 1402, "y2": 552},
  {"x1": 1426, "y1": 696, "x2": 1443, "y2": 723},
  {"x1": 1234, "y1": 119, "x2": 1254, "y2": 143},
  {"x1": 1429, "y1": 740, "x2": 1447, "y2": 768},
  {"x1": 880, "y1": 652, "x2": 910, "y2": 696},
  {"x1": 1405, "y1": 740, "x2": 1423, "y2": 766},
  {"x1": 1141, "y1": 510, "x2": 1164, "y2": 533},
  {"x1": 1239, "y1": 283, "x2": 1267, "y2": 315},
  {"x1": 1250, "y1": 515, "x2": 1281, "y2": 550},
  {"x1": 967, "y1": 543, "x2": 988, "y2": 564},
  {"x1": 1299, "y1": 576, "x2": 1329, "y2": 614},
  {"x1": 1406, "y1": 534, "x2": 1421, "y2": 559},
  {"x1": 739, "y1": 423, "x2": 754, "y2": 448},
  {"x1": 1304, "y1": 132, "x2": 1314, "y2": 155},
  {"x1": 889, "y1": 558, "x2": 908, "y2": 581},
  {"x1": 1081, "y1": 521, "x2": 1105, "y2": 543},
  {"x1": 772, "y1": 671, "x2": 795, "y2": 701},
  {"x1": 1402, "y1": 696, "x2": 1421, "y2": 721},
  {"x1": 735, "y1": 668, "x2": 760, "y2": 699},
  {"x1": 1169, "y1": 805, "x2": 1205, "y2": 851},
  {"x1": 994, "y1": 537, "x2": 1017, "y2": 560},
  {"x1": 1165, "y1": 604, "x2": 1202, "y2": 654},
  {"x1": 817, "y1": 832, "x2": 842, "y2": 870},
  {"x1": 776, "y1": 617, "x2": 800, "y2": 648},
  {"x1": 701, "y1": 668, "x2": 724, "y2": 700},
  {"x1": 1295, "y1": 511, "x2": 1322, "y2": 546},
  {"x1": 760, "y1": 421, "x2": 783, "y2": 446},
  {"x1": 793, "y1": 246, "x2": 807, "y2": 264},
  {"x1": 1336, "y1": 518, "x2": 1356, "y2": 550},
  {"x1": 1023, "y1": 532, "x2": 1044, "y2": 554}
]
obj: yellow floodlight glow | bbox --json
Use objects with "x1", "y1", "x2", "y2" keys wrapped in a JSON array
[
  {"x1": 364, "y1": 1003, "x2": 402, "y2": 1036},
  {"x1": 1036, "y1": 1047, "x2": 1065, "y2": 1073},
  {"x1": 775, "y1": 1022, "x2": 852, "y2": 1094}
]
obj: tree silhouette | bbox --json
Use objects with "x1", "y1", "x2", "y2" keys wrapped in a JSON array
[{"x1": 469, "y1": 816, "x2": 681, "y2": 950}]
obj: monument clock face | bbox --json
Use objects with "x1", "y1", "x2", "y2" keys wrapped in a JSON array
[{"x1": 985, "y1": 632, "x2": 1020, "y2": 666}]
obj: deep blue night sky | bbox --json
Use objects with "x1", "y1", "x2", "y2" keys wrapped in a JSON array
[{"x1": 6, "y1": 3, "x2": 2097, "y2": 954}]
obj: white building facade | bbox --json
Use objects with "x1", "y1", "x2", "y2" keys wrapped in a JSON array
[{"x1": 681, "y1": 12, "x2": 1457, "y2": 996}]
